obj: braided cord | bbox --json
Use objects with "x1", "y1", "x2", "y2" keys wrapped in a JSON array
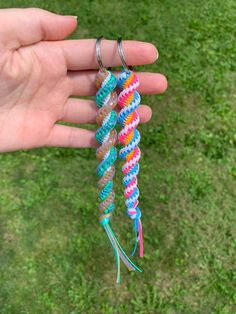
[
  {"x1": 117, "y1": 69, "x2": 143, "y2": 257},
  {"x1": 95, "y1": 69, "x2": 142, "y2": 283}
]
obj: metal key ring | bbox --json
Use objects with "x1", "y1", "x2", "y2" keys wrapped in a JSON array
[
  {"x1": 96, "y1": 36, "x2": 106, "y2": 71},
  {"x1": 117, "y1": 37, "x2": 131, "y2": 72}
]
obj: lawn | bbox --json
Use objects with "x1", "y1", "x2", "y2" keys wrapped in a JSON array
[{"x1": 0, "y1": 0, "x2": 236, "y2": 313}]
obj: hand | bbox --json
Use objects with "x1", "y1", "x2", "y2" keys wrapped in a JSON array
[{"x1": 0, "y1": 8, "x2": 167, "y2": 153}]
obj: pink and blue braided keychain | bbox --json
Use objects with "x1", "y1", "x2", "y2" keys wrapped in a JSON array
[
  {"x1": 95, "y1": 37, "x2": 141, "y2": 283},
  {"x1": 117, "y1": 38, "x2": 143, "y2": 258}
]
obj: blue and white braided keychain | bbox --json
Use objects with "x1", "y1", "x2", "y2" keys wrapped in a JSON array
[{"x1": 117, "y1": 37, "x2": 143, "y2": 258}]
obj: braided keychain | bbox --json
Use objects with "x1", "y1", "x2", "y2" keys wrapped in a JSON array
[
  {"x1": 117, "y1": 38, "x2": 143, "y2": 258},
  {"x1": 95, "y1": 37, "x2": 142, "y2": 283}
]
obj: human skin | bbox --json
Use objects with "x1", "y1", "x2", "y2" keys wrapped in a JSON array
[{"x1": 0, "y1": 8, "x2": 167, "y2": 153}]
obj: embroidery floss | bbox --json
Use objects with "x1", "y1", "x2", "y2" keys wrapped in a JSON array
[
  {"x1": 95, "y1": 37, "x2": 142, "y2": 283},
  {"x1": 117, "y1": 37, "x2": 143, "y2": 258}
]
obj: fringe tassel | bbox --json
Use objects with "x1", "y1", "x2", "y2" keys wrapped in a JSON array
[
  {"x1": 103, "y1": 223, "x2": 142, "y2": 283},
  {"x1": 131, "y1": 218, "x2": 143, "y2": 258}
]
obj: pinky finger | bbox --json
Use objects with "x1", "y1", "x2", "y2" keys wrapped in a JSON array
[{"x1": 45, "y1": 124, "x2": 97, "y2": 148}]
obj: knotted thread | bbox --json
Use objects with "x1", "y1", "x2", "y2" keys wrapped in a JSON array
[
  {"x1": 117, "y1": 69, "x2": 144, "y2": 258},
  {"x1": 95, "y1": 69, "x2": 142, "y2": 283}
]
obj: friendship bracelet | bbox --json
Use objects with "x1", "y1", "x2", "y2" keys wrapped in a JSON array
[
  {"x1": 117, "y1": 38, "x2": 143, "y2": 258},
  {"x1": 95, "y1": 37, "x2": 142, "y2": 283}
]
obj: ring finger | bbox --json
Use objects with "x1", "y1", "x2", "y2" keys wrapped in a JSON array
[{"x1": 59, "y1": 98, "x2": 153, "y2": 125}]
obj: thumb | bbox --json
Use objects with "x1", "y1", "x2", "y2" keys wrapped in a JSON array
[{"x1": 0, "y1": 8, "x2": 77, "y2": 49}]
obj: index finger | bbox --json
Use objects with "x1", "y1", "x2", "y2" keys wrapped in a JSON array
[{"x1": 56, "y1": 39, "x2": 158, "y2": 70}]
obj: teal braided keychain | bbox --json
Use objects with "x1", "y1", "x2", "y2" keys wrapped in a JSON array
[{"x1": 95, "y1": 37, "x2": 142, "y2": 283}]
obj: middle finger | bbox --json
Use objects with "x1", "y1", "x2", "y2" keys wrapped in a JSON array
[{"x1": 68, "y1": 70, "x2": 168, "y2": 96}]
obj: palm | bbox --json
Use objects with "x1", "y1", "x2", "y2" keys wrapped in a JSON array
[{"x1": 0, "y1": 43, "x2": 71, "y2": 151}]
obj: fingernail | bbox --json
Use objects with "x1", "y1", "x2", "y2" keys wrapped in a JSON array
[
  {"x1": 155, "y1": 50, "x2": 159, "y2": 61},
  {"x1": 65, "y1": 15, "x2": 78, "y2": 19}
]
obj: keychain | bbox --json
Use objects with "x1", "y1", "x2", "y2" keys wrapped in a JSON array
[
  {"x1": 117, "y1": 37, "x2": 143, "y2": 258},
  {"x1": 95, "y1": 37, "x2": 142, "y2": 283}
]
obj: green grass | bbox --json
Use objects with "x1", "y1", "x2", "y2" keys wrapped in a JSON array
[{"x1": 0, "y1": 0, "x2": 236, "y2": 313}]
